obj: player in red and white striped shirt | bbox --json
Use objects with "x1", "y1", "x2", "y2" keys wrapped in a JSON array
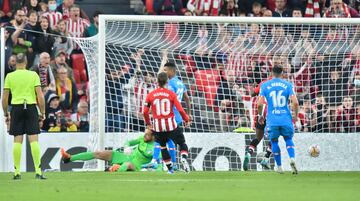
[
  {"x1": 43, "y1": 0, "x2": 63, "y2": 30},
  {"x1": 66, "y1": 4, "x2": 90, "y2": 38},
  {"x1": 143, "y1": 72, "x2": 190, "y2": 173}
]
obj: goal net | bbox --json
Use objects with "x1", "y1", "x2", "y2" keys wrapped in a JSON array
[{"x1": 77, "y1": 16, "x2": 360, "y2": 171}]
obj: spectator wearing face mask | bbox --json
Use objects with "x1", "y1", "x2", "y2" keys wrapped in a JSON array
[{"x1": 43, "y1": 0, "x2": 63, "y2": 30}]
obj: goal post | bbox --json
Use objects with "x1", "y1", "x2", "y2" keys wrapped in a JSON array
[{"x1": 78, "y1": 15, "x2": 360, "y2": 171}]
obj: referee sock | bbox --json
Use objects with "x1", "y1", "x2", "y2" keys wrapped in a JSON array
[
  {"x1": 13, "y1": 143, "x2": 22, "y2": 175},
  {"x1": 30, "y1": 141, "x2": 42, "y2": 175},
  {"x1": 70, "y1": 152, "x2": 94, "y2": 161}
]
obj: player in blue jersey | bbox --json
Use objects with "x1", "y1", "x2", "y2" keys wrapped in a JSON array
[
  {"x1": 257, "y1": 65, "x2": 299, "y2": 174},
  {"x1": 164, "y1": 63, "x2": 192, "y2": 173}
]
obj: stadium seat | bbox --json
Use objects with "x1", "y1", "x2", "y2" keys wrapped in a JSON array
[
  {"x1": 203, "y1": 85, "x2": 218, "y2": 107},
  {"x1": 71, "y1": 54, "x2": 86, "y2": 72},
  {"x1": 80, "y1": 69, "x2": 88, "y2": 82},
  {"x1": 194, "y1": 69, "x2": 221, "y2": 92},
  {"x1": 73, "y1": 69, "x2": 81, "y2": 84}
]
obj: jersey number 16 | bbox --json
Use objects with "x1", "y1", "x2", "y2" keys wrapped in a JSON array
[{"x1": 269, "y1": 90, "x2": 286, "y2": 108}]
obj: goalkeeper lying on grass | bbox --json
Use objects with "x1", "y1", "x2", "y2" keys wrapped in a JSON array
[{"x1": 60, "y1": 129, "x2": 154, "y2": 172}]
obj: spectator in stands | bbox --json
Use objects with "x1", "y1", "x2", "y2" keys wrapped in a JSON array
[
  {"x1": 105, "y1": 67, "x2": 130, "y2": 132},
  {"x1": 154, "y1": 0, "x2": 183, "y2": 15},
  {"x1": 31, "y1": 52, "x2": 56, "y2": 90},
  {"x1": 237, "y1": 0, "x2": 265, "y2": 14},
  {"x1": 66, "y1": 4, "x2": 90, "y2": 39},
  {"x1": 313, "y1": 93, "x2": 330, "y2": 132},
  {"x1": 43, "y1": 93, "x2": 62, "y2": 131},
  {"x1": 123, "y1": 52, "x2": 156, "y2": 131},
  {"x1": 10, "y1": 9, "x2": 33, "y2": 56},
  {"x1": 4, "y1": 29, "x2": 13, "y2": 65},
  {"x1": 215, "y1": 70, "x2": 247, "y2": 131},
  {"x1": 322, "y1": 68, "x2": 348, "y2": 106},
  {"x1": 269, "y1": 26, "x2": 293, "y2": 54},
  {"x1": 33, "y1": 16, "x2": 55, "y2": 57},
  {"x1": 24, "y1": 0, "x2": 41, "y2": 14},
  {"x1": 5, "y1": 54, "x2": 16, "y2": 72},
  {"x1": 57, "y1": 0, "x2": 88, "y2": 20},
  {"x1": 26, "y1": 10, "x2": 39, "y2": 67},
  {"x1": 336, "y1": 96, "x2": 356, "y2": 132},
  {"x1": 43, "y1": 0, "x2": 63, "y2": 30},
  {"x1": 244, "y1": 23, "x2": 261, "y2": 48},
  {"x1": 220, "y1": 0, "x2": 238, "y2": 16},
  {"x1": 272, "y1": 0, "x2": 291, "y2": 17},
  {"x1": 324, "y1": 0, "x2": 359, "y2": 18},
  {"x1": 38, "y1": 2, "x2": 48, "y2": 16},
  {"x1": 84, "y1": 10, "x2": 102, "y2": 37},
  {"x1": 356, "y1": 103, "x2": 360, "y2": 132},
  {"x1": 262, "y1": 8, "x2": 273, "y2": 16},
  {"x1": 55, "y1": 65, "x2": 79, "y2": 113},
  {"x1": 54, "y1": 19, "x2": 74, "y2": 55},
  {"x1": 248, "y1": 1, "x2": 262, "y2": 17},
  {"x1": 51, "y1": 50, "x2": 74, "y2": 81},
  {"x1": 353, "y1": 73, "x2": 360, "y2": 105},
  {"x1": 71, "y1": 100, "x2": 89, "y2": 132},
  {"x1": 300, "y1": 98, "x2": 317, "y2": 132},
  {"x1": 48, "y1": 113, "x2": 78, "y2": 132}
]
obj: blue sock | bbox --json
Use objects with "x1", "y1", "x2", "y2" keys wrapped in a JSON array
[
  {"x1": 167, "y1": 139, "x2": 177, "y2": 164},
  {"x1": 271, "y1": 140, "x2": 282, "y2": 166},
  {"x1": 285, "y1": 138, "x2": 295, "y2": 159},
  {"x1": 153, "y1": 142, "x2": 161, "y2": 164}
]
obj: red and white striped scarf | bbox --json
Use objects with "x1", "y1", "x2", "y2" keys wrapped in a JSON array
[
  {"x1": 187, "y1": 0, "x2": 221, "y2": 16},
  {"x1": 304, "y1": 0, "x2": 321, "y2": 18}
]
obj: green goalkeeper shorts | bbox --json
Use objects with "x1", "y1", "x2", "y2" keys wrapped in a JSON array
[{"x1": 111, "y1": 151, "x2": 130, "y2": 166}]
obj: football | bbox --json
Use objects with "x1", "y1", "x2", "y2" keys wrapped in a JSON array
[{"x1": 308, "y1": 145, "x2": 321, "y2": 157}]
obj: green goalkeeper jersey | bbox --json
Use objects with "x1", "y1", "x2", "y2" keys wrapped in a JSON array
[{"x1": 124, "y1": 135, "x2": 154, "y2": 170}]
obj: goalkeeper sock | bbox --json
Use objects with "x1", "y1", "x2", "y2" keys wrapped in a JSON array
[
  {"x1": 152, "y1": 142, "x2": 161, "y2": 164},
  {"x1": 13, "y1": 143, "x2": 22, "y2": 175},
  {"x1": 30, "y1": 141, "x2": 42, "y2": 175},
  {"x1": 285, "y1": 137, "x2": 295, "y2": 159},
  {"x1": 167, "y1": 139, "x2": 177, "y2": 164},
  {"x1": 271, "y1": 140, "x2": 282, "y2": 167},
  {"x1": 70, "y1": 152, "x2": 94, "y2": 161},
  {"x1": 265, "y1": 142, "x2": 272, "y2": 158}
]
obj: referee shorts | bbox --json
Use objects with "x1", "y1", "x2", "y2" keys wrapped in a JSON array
[{"x1": 9, "y1": 104, "x2": 40, "y2": 136}]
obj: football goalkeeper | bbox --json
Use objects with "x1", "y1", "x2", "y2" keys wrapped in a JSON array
[{"x1": 61, "y1": 129, "x2": 154, "y2": 171}]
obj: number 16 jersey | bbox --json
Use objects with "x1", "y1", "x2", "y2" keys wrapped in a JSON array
[{"x1": 259, "y1": 78, "x2": 295, "y2": 127}]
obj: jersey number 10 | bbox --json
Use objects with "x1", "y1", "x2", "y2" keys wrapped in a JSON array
[
  {"x1": 154, "y1": 99, "x2": 171, "y2": 116},
  {"x1": 269, "y1": 90, "x2": 286, "y2": 107}
]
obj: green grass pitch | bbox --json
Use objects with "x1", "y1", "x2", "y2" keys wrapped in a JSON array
[{"x1": 0, "y1": 171, "x2": 359, "y2": 201}]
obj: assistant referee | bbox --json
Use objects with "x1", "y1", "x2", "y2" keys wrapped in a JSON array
[{"x1": 2, "y1": 53, "x2": 46, "y2": 180}]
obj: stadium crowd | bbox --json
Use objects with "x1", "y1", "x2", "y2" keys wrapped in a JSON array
[{"x1": 1, "y1": 0, "x2": 360, "y2": 133}]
